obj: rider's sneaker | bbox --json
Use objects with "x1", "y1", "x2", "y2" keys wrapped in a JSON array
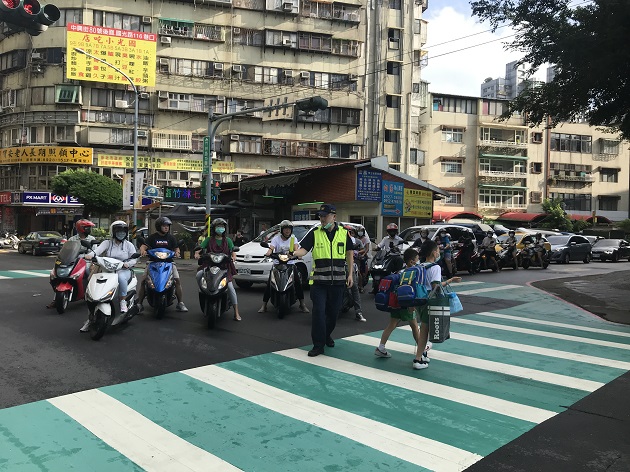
[
  {"x1": 120, "y1": 300, "x2": 128, "y2": 313},
  {"x1": 412, "y1": 359, "x2": 429, "y2": 370},
  {"x1": 79, "y1": 319, "x2": 91, "y2": 333},
  {"x1": 374, "y1": 347, "x2": 391, "y2": 358},
  {"x1": 421, "y1": 351, "x2": 431, "y2": 363},
  {"x1": 176, "y1": 302, "x2": 188, "y2": 312},
  {"x1": 355, "y1": 312, "x2": 367, "y2": 322}
]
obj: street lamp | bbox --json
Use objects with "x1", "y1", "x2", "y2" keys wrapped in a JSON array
[{"x1": 74, "y1": 47, "x2": 139, "y2": 242}]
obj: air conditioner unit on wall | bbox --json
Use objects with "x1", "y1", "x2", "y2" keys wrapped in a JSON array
[
  {"x1": 348, "y1": 74, "x2": 358, "y2": 82},
  {"x1": 137, "y1": 130, "x2": 148, "y2": 138},
  {"x1": 232, "y1": 64, "x2": 243, "y2": 73},
  {"x1": 158, "y1": 90, "x2": 169, "y2": 99},
  {"x1": 300, "y1": 71, "x2": 310, "y2": 79},
  {"x1": 141, "y1": 16, "x2": 152, "y2": 24},
  {"x1": 283, "y1": 69, "x2": 293, "y2": 77},
  {"x1": 139, "y1": 92, "x2": 150, "y2": 99},
  {"x1": 161, "y1": 36, "x2": 172, "y2": 44},
  {"x1": 159, "y1": 58, "x2": 170, "y2": 66},
  {"x1": 214, "y1": 62, "x2": 224, "y2": 70},
  {"x1": 230, "y1": 134, "x2": 240, "y2": 141},
  {"x1": 282, "y1": 38, "x2": 292, "y2": 46},
  {"x1": 233, "y1": 27, "x2": 241, "y2": 34},
  {"x1": 352, "y1": 145, "x2": 360, "y2": 152},
  {"x1": 115, "y1": 100, "x2": 129, "y2": 108},
  {"x1": 282, "y1": 2, "x2": 293, "y2": 11}
]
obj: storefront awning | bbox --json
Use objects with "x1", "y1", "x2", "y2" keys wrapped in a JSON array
[
  {"x1": 432, "y1": 210, "x2": 482, "y2": 222},
  {"x1": 496, "y1": 212, "x2": 547, "y2": 223},
  {"x1": 240, "y1": 173, "x2": 304, "y2": 191},
  {"x1": 568, "y1": 214, "x2": 613, "y2": 224}
]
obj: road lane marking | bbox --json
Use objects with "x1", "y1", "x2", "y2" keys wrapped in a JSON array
[
  {"x1": 474, "y1": 312, "x2": 630, "y2": 338},
  {"x1": 49, "y1": 389, "x2": 242, "y2": 472},
  {"x1": 9, "y1": 270, "x2": 50, "y2": 277},
  {"x1": 183, "y1": 364, "x2": 483, "y2": 472},
  {"x1": 346, "y1": 334, "x2": 603, "y2": 392},
  {"x1": 456, "y1": 285, "x2": 522, "y2": 295},
  {"x1": 452, "y1": 318, "x2": 630, "y2": 351},
  {"x1": 276, "y1": 348, "x2": 555, "y2": 423}
]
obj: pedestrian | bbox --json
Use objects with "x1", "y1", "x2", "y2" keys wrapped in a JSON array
[
  {"x1": 412, "y1": 240, "x2": 461, "y2": 370},
  {"x1": 292, "y1": 204, "x2": 354, "y2": 357},
  {"x1": 344, "y1": 225, "x2": 366, "y2": 322},
  {"x1": 234, "y1": 230, "x2": 248, "y2": 246},
  {"x1": 374, "y1": 247, "x2": 422, "y2": 361},
  {"x1": 259, "y1": 223, "x2": 268, "y2": 236}
]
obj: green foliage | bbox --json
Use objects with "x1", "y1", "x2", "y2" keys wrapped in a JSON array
[
  {"x1": 471, "y1": 0, "x2": 630, "y2": 140},
  {"x1": 617, "y1": 219, "x2": 630, "y2": 235},
  {"x1": 540, "y1": 198, "x2": 572, "y2": 231},
  {"x1": 174, "y1": 230, "x2": 194, "y2": 251},
  {"x1": 91, "y1": 227, "x2": 109, "y2": 239},
  {"x1": 51, "y1": 170, "x2": 122, "y2": 216},
  {"x1": 571, "y1": 220, "x2": 591, "y2": 234}
]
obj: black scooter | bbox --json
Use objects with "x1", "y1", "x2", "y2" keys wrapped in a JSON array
[
  {"x1": 370, "y1": 242, "x2": 404, "y2": 294},
  {"x1": 197, "y1": 247, "x2": 239, "y2": 329},
  {"x1": 260, "y1": 242, "x2": 298, "y2": 319}
]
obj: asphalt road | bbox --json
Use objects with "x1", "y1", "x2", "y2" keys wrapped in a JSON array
[{"x1": 1, "y1": 249, "x2": 627, "y2": 410}]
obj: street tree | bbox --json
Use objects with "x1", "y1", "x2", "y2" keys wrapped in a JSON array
[
  {"x1": 540, "y1": 198, "x2": 572, "y2": 231},
  {"x1": 471, "y1": 0, "x2": 630, "y2": 140},
  {"x1": 51, "y1": 170, "x2": 122, "y2": 216}
]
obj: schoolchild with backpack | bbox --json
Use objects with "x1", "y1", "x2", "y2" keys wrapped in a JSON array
[{"x1": 374, "y1": 247, "x2": 426, "y2": 363}]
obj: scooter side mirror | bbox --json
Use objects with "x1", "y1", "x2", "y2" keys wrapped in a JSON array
[
  {"x1": 80, "y1": 239, "x2": 91, "y2": 248},
  {"x1": 130, "y1": 253, "x2": 141, "y2": 259},
  {"x1": 260, "y1": 241, "x2": 270, "y2": 248},
  {"x1": 232, "y1": 246, "x2": 240, "y2": 253}
]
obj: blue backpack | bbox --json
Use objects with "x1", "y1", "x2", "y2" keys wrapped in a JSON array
[
  {"x1": 396, "y1": 263, "x2": 436, "y2": 307},
  {"x1": 374, "y1": 273, "x2": 401, "y2": 312}
]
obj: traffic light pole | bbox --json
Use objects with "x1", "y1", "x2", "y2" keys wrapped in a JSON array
[
  {"x1": 205, "y1": 97, "x2": 327, "y2": 236},
  {"x1": 74, "y1": 47, "x2": 139, "y2": 242}
]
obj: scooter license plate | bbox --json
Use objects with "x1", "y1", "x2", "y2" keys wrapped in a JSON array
[{"x1": 237, "y1": 268, "x2": 250, "y2": 275}]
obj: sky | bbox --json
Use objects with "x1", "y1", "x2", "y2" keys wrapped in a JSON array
[{"x1": 420, "y1": 0, "x2": 546, "y2": 98}]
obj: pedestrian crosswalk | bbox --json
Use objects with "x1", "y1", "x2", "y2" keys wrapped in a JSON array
[
  {"x1": 0, "y1": 269, "x2": 50, "y2": 279},
  {"x1": 2, "y1": 281, "x2": 630, "y2": 471}
]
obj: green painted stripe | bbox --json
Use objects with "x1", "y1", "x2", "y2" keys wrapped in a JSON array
[
  {"x1": 221, "y1": 353, "x2": 533, "y2": 456},
  {"x1": 0, "y1": 401, "x2": 141, "y2": 472},
  {"x1": 312, "y1": 338, "x2": 586, "y2": 414},
  {"x1": 465, "y1": 313, "x2": 630, "y2": 344},
  {"x1": 451, "y1": 320, "x2": 630, "y2": 362},
  {"x1": 376, "y1": 329, "x2": 626, "y2": 384},
  {"x1": 0, "y1": 271, "x2": 43, "y2": 279},
  {"x1": 102, "y1": 372, "x2": 426, "y2": 472}
]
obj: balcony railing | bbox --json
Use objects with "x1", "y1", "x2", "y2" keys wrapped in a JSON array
[
  {"x1": 480, "y1": 139, "x2": 528, "y2": 148},
  {"x1": 477, "y1": 202, "x2": 527, "y2": 209},
  {"x1": 478, "y1": 170, "x2": 527, "y2": 179},
  {"x1": 553, "y1": 174, "x2": 595, "y2": 182}
]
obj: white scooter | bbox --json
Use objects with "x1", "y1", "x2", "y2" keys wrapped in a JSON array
[
  {"x1": 0, "y1": 232, "x2": 20, "y2": 249},
  {"x1": 83, "y1": 241, "x2": 140, "y2": 340}
]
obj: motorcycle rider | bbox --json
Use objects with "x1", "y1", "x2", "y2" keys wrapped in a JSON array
[
  {"x1": 504, "y1": 230, "x2": 518, "y2": 267},
  {"x1": 258, "y1": 220, "x2": 310, "y2": 314},
  {"x1": 137, "y1": 216, "x2": 188, "y2": 313},
  {"x1": 355, "y1": 225, "x2": 370, "y2": 292},
  {"x1": 46, "y1": 219, "x2": 95, "y2": 309},
  {"x1": 480, "y1": 230, "x2": 498, "y2": 270},
  {"x1": 534, "y1": 232, "x2": 546, "y2": 266},
  {"x1": 194, "y1": 218, "x2": 241, "y2": 321},
  {"x1": 457, "y1": 232, "x2": 476, "y2": 272},
  {"x1": 377, "y1": 223, "x2": 404, "y2": 254},
  {"x1": 79, "y1": 221, "x2": 138, "y2": 332},
  {"x1": 435, "y1": 228, "x2": 453, "y2": 276}
]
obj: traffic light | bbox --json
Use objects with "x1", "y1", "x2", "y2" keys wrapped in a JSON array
[
  {"x1": 211, "y1": 180, "x2": 221, "y2": 197},
  {"x1": 295, "y1": 96, "x2": 328, "y2": 113},
  {"x1": 0, "y1": 0, "x2": 60, "y2": 36}
]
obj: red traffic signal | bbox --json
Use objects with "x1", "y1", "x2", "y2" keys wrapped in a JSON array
[{"x1": 0, "y1": 0, "x2": 59, "y2": 35}]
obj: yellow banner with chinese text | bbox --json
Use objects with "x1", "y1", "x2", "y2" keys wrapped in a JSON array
[
  {"x1": 403, "y1": 188, "x2": 433, "y2": 218},
  {"x1": 66, "y1": 23, "x2": 157, "y2": 87},
  {"x1": 0, "y1": 146, "x2": 93, "y2": 165},
  {"x1": 97, "y1": 155, "x2": 204, "y2": 172}
]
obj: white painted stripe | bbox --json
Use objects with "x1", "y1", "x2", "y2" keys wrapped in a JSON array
[
  {"x1": 347, "y1": 334, "x2": 603, "y2": 392},
  {"x1": 474, "y1": 312, "x2": 630, "y2": 339},
  {"x1": 442, "y1": 331, "x2": 630, "y2": 371},
  {"x1": 0, "y1": 275, "x2": 10, "y2": 280},
  {"x1": 276, "y1": 348, "x2": 555, "y2": 423},
  {"x1": 49, "y1": 389, "x2": 242, "y2": 472},
  {"x1": 452, "y1": 280, "x2": 483, "y2": 287},
  {"x1": 183, "y1": 365, "x2": 482, "y2": 472},
  {"x1": 456, "y1": 285, "x2": 522, "y2": 295},
  {"x1": 9, "y1": 270, "x2": 50, "y2": 278},
  {"x1": 452, "y1": 318, "x2": 630, "y2": 351}
]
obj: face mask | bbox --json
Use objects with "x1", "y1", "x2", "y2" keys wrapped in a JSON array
[
  {"x1": 216, "y1": 227, "x2": 226, "y2": 235},
  {"x1": 115, "y1": 231, "x2": 127, "y2": 241},
  {"x1": 83, "y1": 228, "x2": 91, "y2": 235},
  {"x1": 358, "y1": 231, "x2": 364, "y2": 237},
  {"x1": 435, "y1": 253, "x2": 441, "y2": 262},
  {"x1": 323, "y1": 222, "x2": 334, "y2": 230}
]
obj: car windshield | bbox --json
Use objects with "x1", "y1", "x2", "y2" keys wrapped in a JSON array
[
  {"x1": 547, "y1": 236, "x2": 571, "y2": 245},
  {"x1": 38, "y1": 232, "x2": 62, "y2": 238},
  {"x1": 593, "y1": 239, "x2": 620, "y2": 247},
  {"x1": 253, "y1": 224, "x2": 314, "y2": 243}
]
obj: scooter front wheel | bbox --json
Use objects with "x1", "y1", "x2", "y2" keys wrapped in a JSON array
[
  {"x1": 90, "y1": 309, "x2": 111, "y2": 341},
  {"x1": 155, "y1": 294, "x2": 166, "y2": 320},
  {"x1": 206, "y1": 299, "x2": 219, "y2": 329},
  {"x1": 55, "y1": 291, "x2": 69, "y2": 314}
]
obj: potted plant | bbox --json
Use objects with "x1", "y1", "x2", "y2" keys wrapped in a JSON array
[{"x1": 177, "y1": 231, "x2": 194, "y2": 259}]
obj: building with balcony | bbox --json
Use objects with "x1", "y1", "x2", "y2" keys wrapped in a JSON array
[{"x1": 412, "y1": 92, "x2": 630, "y2": 223}]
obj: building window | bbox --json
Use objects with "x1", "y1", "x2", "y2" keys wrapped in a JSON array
[
  {"x1": 386, "y1": 95, "x2": 401, "y2": 108},
  {"x1": 441, "y1": 160, "x2": 462, "y2": 174},
  {"x1": 478, "y1": 188, "x2": 525, "y2": 208},
  {"x1": 413, "y1": 19, "x2": 421, "y2": 34},
  {"x1": 389, "y1": 0, "x2": 401, "y2": 10},
  {"x1": 387, "y1": 29, "x2": 400, "y2": 49},
  {"x1": 599, "y1": 197, "x2": 618, "y2": 211},
  {"x1": 54, "y1": 9, "x2": 83, "y2": 27},
  {"x1": 385, "y1": 130, "x2": 399, "y2": 143},
  {"x1": 600, "y1": 168, "x2": 619, "y2": 183},
  {"x1": 482, "y1": 100, "x2": 508, "y2": 116},
  {"x1": 432, "y1": 96, "x2": 477, "y2": 114},
  {"x1": 441, "y1": 127, "x2": 463, "y2": 143},
  {"x1": 93, "y1": 11, "x2": 151, "y2": 32},
  {"x1": 443, "y1": 190, "x2": 463, "y2": 205},
  {"x1": 550, "y1": 192, "x2": 592, "y2": 211},
  {"x1": 530, "y1": 162, "x2": 543, "y2": 173},
  {"x1": 409, "y1": 149, "x2": 424, "y2": 165},
  {"x1": 550, "y1": 133, "x2": 592, "y2": 153},
  {"x1": 600, "y1": 139, "x2": 620, "y2": 155},
  {"x1": 530, "y1": 191, "x2": 542, "y2": 203},
  {"x1": 55, "y1": 85, "x2": 81, "y2": 104},
  {"x1": 386, "y1": 61, "x2": 401, "y2": 75}
]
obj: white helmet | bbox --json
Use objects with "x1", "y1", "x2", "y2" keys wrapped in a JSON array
[{"x1": 110, "y1": 220, "x2": 128, "y2": 241}]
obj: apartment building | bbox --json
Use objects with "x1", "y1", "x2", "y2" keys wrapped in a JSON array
[{"x1": 410, "y1": 92, "x2": 629, "y2": 222}]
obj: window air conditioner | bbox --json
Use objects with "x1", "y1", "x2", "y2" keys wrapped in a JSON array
[
  {"x1": 352, "y1": 145, "x2": 360, "y2": 153},
  {"x1": 136, "y1": 130, "x2": 148, "y2": 138},
  {"x1": 161, "y1": 36, "x2": 172, "y2": 44},
  {"x1": 232, "y1": 64, "x2": 243, "y2": 73},
  {"x1": 300, "y1": 71, "x2": 310, "y2": 79},
  {"x1": 283, "y1": 69, "x2": 293, "y2": 77},
  {"x1": 31, "y1": 52, "x2": 42, "y2": 60},
  {"x1": 158, "y1": 90, "x2": 169, "y2": 99},
  {"x1": 282, "y1": 2, "x2": 293, "y2": 11},
  {"x1": 141, "y1": 16, "x2": 152, "y2": 24},
  {"x1": 159, "y1": 58, "x2": 170, "y2": 66},
  {"x1": 115, "y1": 100, "x2": 129, "y2": 108},
  {"x1": 139, "y1": 92, "x2": 150, "y2": 99},
  {"x1": 216, "y1": 95, "x2": 226, "y2": 101},
  {"x1": 230, "y1": 134, "x2": 240, "y2": 141},
  {"x1": 282, "y1": 38, "x2": 293, "y2": 46},
  {"x1": 233, "y1": 27, "x2": 241, "y2": 34},
  {"x1": 348, "y1": 74, "x2": 358, "y2": 82},
  {"x1": 213, "y1": 62, "x2": 224, "y2": 70}
]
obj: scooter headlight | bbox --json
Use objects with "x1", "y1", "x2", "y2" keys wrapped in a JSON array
[
  {"x1": 200, "y1": 277, "x2": 208, "y2": 290},
  {"x1": 278, "y1": 254, "x2": 290, "y2": 262},
  {"x1": 147, "y1": 277, "x2": 156, "y2": 289},
  {"x1": 154, "y1": 251, "x2": 169, "y2": 260},
  {"x1": 218, "y1": 278, "x2": 227, "y2": 289},
  {"x1": 56, "y1": 267, "x2": 71, "y2": 278},
  {"x1": 210, "y1": 254, "x2": 225, "y2": 264},
  {"x1": 373, "y1": 264, "x2": 384, "y2": 270}
]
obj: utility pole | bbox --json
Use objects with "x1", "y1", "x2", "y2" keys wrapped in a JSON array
[{"x1": 204, "y1": 96, "x2": 328, "y2": 236}]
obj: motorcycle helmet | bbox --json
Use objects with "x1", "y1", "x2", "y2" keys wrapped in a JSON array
[
  {"x1": 279, "y1": 219, "x2": 293, "y2": 234},
  {"x1": 386, "y1": 223, "x2": 398, "y2": 237},
  {"x1": 75, "y1": 219, "x2": 95, "y2": 236},
  {"x1": 487, "y1": 231, "x2": 494, "y2": 236},
  {"x1": 508, "y1": 230, "x2": 515, "y2": 236},
  {"x1": 536, "y1": 232, "x2": 542, "y2": 239},
  {"x1": 155, "y1": 216, "x2": 172, "y2": 232},
  {"x1": 110, "y1": 220, "x2": 129, "y2": 242},
  {"x1": 344, "y1": 224, "x2": 356, "y2": 236},
  {"x1": 420, "y1": 228, "x2": 429, "y2": 237},
  {"x1": 211, "y1": 218, "x2": 228, "y2": 236}
]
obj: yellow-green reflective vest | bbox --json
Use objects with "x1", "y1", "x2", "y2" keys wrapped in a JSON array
[{"x1": 310, "y1": 225, "x2": 348, "y2": 285}]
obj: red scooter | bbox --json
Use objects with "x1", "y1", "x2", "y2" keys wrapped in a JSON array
[{"x1": 49, "y1": 240, "x2": 90, "y2": 314}]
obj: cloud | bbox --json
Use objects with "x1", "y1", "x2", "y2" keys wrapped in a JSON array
[{"x1": 421, "y1": 4, "x2": 524, "y2": 97}]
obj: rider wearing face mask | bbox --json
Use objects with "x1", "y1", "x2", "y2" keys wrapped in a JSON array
[{"x1": 378, "y1": 223, "x2": 404, "y2": 254}]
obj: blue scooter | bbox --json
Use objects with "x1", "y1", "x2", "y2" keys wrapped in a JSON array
[{"x1": 145, "y1": 248, "x2": 176, "y2": 319}]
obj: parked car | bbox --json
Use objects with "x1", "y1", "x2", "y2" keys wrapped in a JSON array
[
  {"x1": 17, "y1": 231, "x2": 66, "y2": 256},
  {"x1": 546, "y1": 235, "x2": 593, "y2": 264},
  {"x1": 591, "y1": 239, "x2": 630, "y2": 262},
  {"x1": 400, "y1": 224, "x2": 478, "y2": 250},
  {"x1": 234, "y1": 221, "x2": 362, "y2": 288}
]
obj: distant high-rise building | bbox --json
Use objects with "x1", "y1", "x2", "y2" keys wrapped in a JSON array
[{"x1": 481, "y1": 60, "x2": 544, "y2": 100}]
